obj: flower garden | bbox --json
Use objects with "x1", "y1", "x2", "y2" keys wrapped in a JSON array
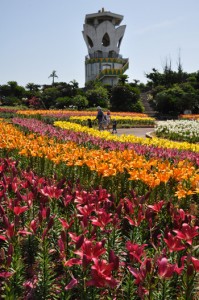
[
  {"x1": 0, "y1": 109, "x2": 198, "y2": 299},
  {"x1": 155, "y1": 120, "x2": 199, "y2": 143}
]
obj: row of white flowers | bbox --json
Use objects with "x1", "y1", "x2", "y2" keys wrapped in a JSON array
[{"x1": 154, "y1": 120, "x2": 199, "y2": 143}]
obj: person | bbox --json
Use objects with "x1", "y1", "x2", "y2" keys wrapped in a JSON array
[
  {"x1": 112, "y1": 119, "x2": 117, "y2": 134},
  {"x1": 87, "y1": 118, "x2": 92, "y2": 128},
  {"x1": 96, "y1": 106, "x2": 104, "y2": 130},
  {"x1": 105, "y1": 110, "x2": 111, "y2": 130}
]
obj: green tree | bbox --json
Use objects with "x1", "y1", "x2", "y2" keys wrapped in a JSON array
[
  {"x1": 25, "y1": 83, "x2": 41, "y2": 99},
  {"x1": 110, "y1": 85, "x2": 140, "y2": 112},
  {"x1": 55, "y1": 97, "x2": 72, "y2": 109},
  {"x1": 154, "y1": 86, "x2": 185, "y2": 115},
  {"x1": 69, "y1": 79, "x2": 79, "y2": 90},
  {"x1": 48, "y1": 70, "x2": 58, "y2": 85},
  {"x1": 145, "y1": 68, "x2": 163, "y2": 87},
  {"x1": 0, "y1": 81, "x2": 26, "y2": 105},
  {"x1": 86, "y1": 86, "x2": 109, "y2": 108},
  {"x1": 26, "y1": 83, "x2": 41, "y2": 92},
  {"x1": 118, "y1": 74, "x2": 129, "y2": 85},
  {"x1": 72, "y1": 95, "x2": 88, "y2": 110},
  {"x1": 41, "y1": 87, "x2": 60, "y2": 108}
]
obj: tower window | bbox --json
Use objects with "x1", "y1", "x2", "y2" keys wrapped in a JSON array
[
  {"x1": 87, "y1": 35, "x2": 93, "y2": 48},
  {"x1": 117, "y1": 37, "x2": 123, "y2": 48},
  {"x1": 102, "y1": 64, "x2": 111, "y2": 70},
  {"x1": 102, "y1": 33, "x2": 110, "y2": 47},
  {"x1": 108, "y1": 51, "x2": 116, "y2": 58}
]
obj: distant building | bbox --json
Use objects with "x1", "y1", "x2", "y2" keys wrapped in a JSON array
[{"x1": 82, "y1": 8, "x2": 129, "y2": 86}]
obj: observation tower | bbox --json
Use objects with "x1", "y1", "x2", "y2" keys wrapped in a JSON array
[{"x1": 82, "y1": 8, "x2": 129, "y2": 86}]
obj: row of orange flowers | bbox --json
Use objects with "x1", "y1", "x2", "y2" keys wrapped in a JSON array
[
  {"x1": 0, "y1": 120, "x2": 199, "y2": 199},
  {"x1": 179, "y1": 114, "x2": 199, "y2": 120},
  {"x1": 16, "y1": 109, "x2": 151, "y2": 118}
]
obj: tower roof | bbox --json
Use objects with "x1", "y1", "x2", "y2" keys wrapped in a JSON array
[{"x1": 85, "y1": 8, "x2": 123, "y2": 26}]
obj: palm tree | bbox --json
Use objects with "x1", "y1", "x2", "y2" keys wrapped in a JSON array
[
  {"x1": 69, "y1": 79, "x2": 79, "y2": 89},
  {"x1": 26, "y1": 83, "x2": 41, "y2": 92},
  {"x1": 48, "y1": 70, "x2": 58, "y2": 85},
  {"x1": 118, "y1": 74, "x2": 129, "y2": 85}
]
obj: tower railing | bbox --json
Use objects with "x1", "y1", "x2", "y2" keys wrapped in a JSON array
[
  {"x1": 96, "y1": 58, "x2": 129, "y2": 80},
  {"x1": 85, "y1": 56, "x2": 125, "y2": 64}
]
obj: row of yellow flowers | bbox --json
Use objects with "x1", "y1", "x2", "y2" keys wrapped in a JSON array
[
  {"x1": 55, "y1": 121, "x2": 199, "y2": 153},
  {"x1": 69, "y1": 115, "x2": 154, "y2": 121},
  {"x1": 0, "y1": 120, "x2": 198, "y2": 198}
]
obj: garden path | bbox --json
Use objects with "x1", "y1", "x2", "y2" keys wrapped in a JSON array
[{"x1": 114, "y1": 127, "x2": 155, "y2": 138}]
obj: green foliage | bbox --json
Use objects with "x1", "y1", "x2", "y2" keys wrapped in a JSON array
[
  {"x1": 144, "y1": 62, "x2": 199, "y2": 115},
  {"x1": 35, "y1": 239, "x2": 58, "y2": 299},
  {"x1": 1, "y1": 242, "x2": 25, "y2": 299},
  {"x1": 131, "y1": 100, "x2": 144, "y2": 112},
  {"x1": 48, "y1": 70, "x2": 58, "y2": 85},
  {"x1": 118, "y1": 74, "x2": 129, "y2": 85},
  {"x1": 41, "y1": 87, "x2": 60, "y2": 108},
  {"x1": 110, "y1": 85, "x2": 140, "y2": 112},
  {"x1": 86, "y1": 86, "x2": 109, "y2": 108},
  {"x1": 154, "y1": 85, "x2": 199, "y2": 115},
  {"x1": 72, "y1": 95, "x2": 88, "y2": 109},
  {"x1": 1, "y1": 96, "x2": 21, "y2": 106},
  {"x1": 0, "y1": 81, "x2": 26, "y2": 106},
  {"x1": 55, "y1": 96, "x2": 73, "y2": 109}
]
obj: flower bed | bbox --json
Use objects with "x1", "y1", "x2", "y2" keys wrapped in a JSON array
[
  {"x1": 155, "y1": 120, "x2": 199, "y2": 143},
  {"x1": 179, "y1": 114, "x2": 199, "y2": 120},
  {"x1": 0, "y1": 116, "x2": 198, "y2": 299},
  {"x1": 16, "y1": 109, "x2": 155, "y2": 127},
  {"x1": 0, "y1": 158, "x2": 198, "y2": 299}
]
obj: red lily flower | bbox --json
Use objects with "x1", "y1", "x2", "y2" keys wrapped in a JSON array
[
  {"x1": 59, "y1": 218, "x2": 74, "y2": 230},
  {"x1": 74, "y1": 239, "x2": 106, "y2": 263},
  {"x1": 148, "y1": 200, "x2": 165, "y2": 212},
  {"x1": 157, "y1": 257, "x2": 176, "y2": 278},
  {"x1": 18, "y1": 230, "x2": 32, "y2": 235},
  {"x1": 42, "y1": 216, "x2": 54, "y2": 239},
  {"x1": 11, "y1": 177, "x2": 20, "y2": 193},
  {"x1": 0, "y1": 271, "x2": 13, "y2": 278},
  {"x1": 13, "y1": 205, "x2": 29, "y2": 216},
  {"x1": 64, "y1": 258, "x2": 82, "y2": 267},
  {"x1": 40, "y1": 185, "x2": 63, "y2": 199},
  {"x1": 6, "y1": 223, "x2": 15, "y2": 239},
  {"x1": 173, "y1": 223, "x2": 199, "y2": 245},
  {"x1": 109, "y1": 249, "x2": 119, "y2": 271},
  {"x1": 20, "y1": 191, "x2": 34, "y2": 207},
  {"x1": 65, "y1": 273, "x2": 78, "y2": 290},
  {"x1": 191, "y1": 256, "x2": 199, "y2": 271},
  {"x1": 125, "y1": 205, "x2": 145, "y2": 227},
  {"x1": 174, "y1": 256, "x2": 186, "y2": 275},
  {"x1": 90, "y1": 209, "x2": 113, "y2": 230},
  {"x1": 30, "y1": 220, "x2": 37, "y2": 234},
  {"x1": 0, "y1": 204, "x2": 5, "y2": 216},
  {"x1": 119, "y1": 198, "x2": 135, "y2": 214},
  {"x1": 164, "y1": 232, "x2": 186, "y2": 252},
  {"x1": 86, "y1": 258, "x2": 118, "y2": 288},
  {"x1": 58, "y1": 237, "x2": 66, "y2": 259},
  {"x1": 126, "y1": 241, "x2": 147, "y2": 263},
  {"x1": 77, "y1": 203, "x2": 95, "y2": 218},
  {"x1": 63, "y1": 194, "x2": 73, "y2": 207},
  {"x1": 68, "y1": 232, "x2": 88, "y2": 245},
  {"x1": 0, "y1": 235, "x2": 7, "y2": 241},
  {"x1": 128, "y1": 265, "x2": 147, "y2": 285}
]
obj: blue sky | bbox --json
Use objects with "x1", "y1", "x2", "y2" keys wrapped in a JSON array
[{"x1": 1, "y1": 0, "x2": 199, "y2": 87}]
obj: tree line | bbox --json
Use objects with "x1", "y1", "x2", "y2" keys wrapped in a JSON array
[{"x1": 1, "y1": 65, "x2": 199, "y2": 115}]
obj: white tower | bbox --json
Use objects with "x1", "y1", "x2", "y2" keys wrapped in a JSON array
[{"x1": 82, "y1": 8, "x2": 129, "y2": 86}]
